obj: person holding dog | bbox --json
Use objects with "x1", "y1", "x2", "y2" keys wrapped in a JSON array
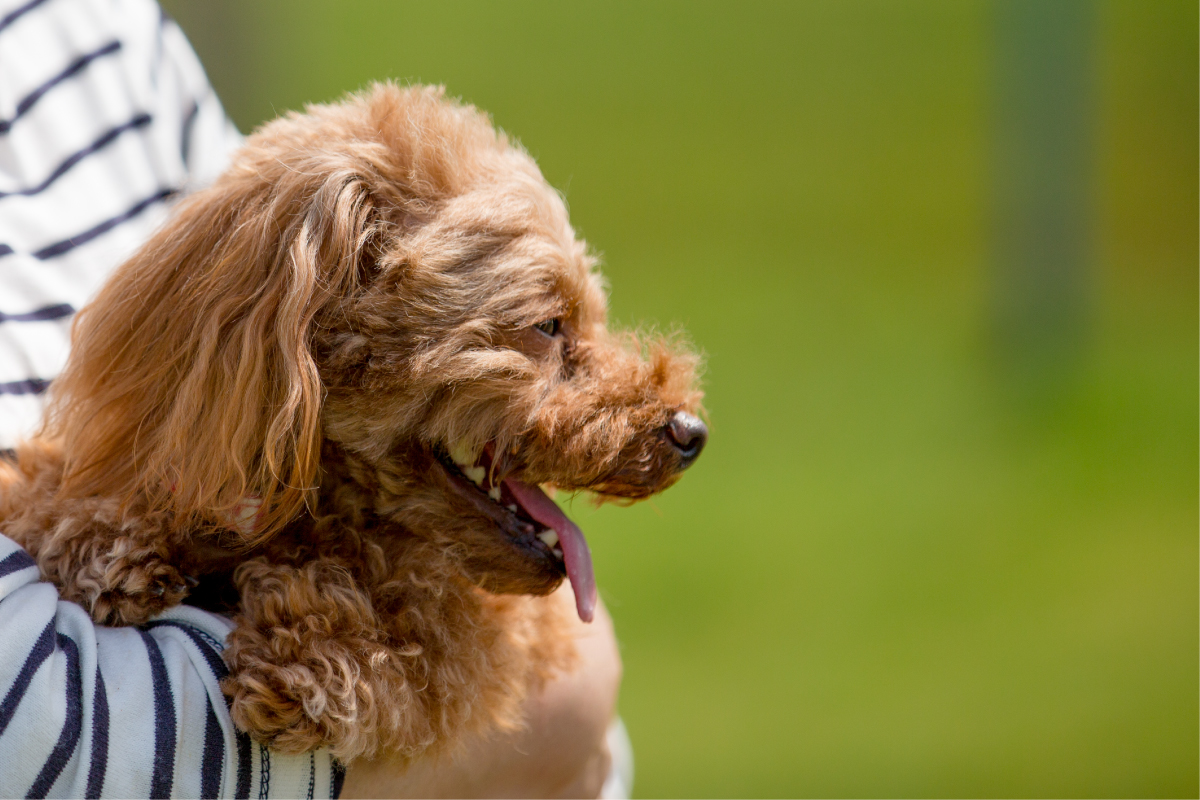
[{"x1": 0, "y1": 0, "x2": 627, "y2": 796}]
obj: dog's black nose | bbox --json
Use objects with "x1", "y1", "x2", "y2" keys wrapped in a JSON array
[{"x1": 665, "y1": 411, "x2": 707, "y2": 468}]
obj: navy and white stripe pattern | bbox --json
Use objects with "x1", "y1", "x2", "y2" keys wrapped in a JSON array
[
  {"x1": 0, "y1": 0, "x2": 343, "y2": 795},
  {"x1": 0, "y1": 0, "x2": 242, "y2": 448},
  {"x1": 0, "y1": 535, "x2": 340, "y2": 798}
]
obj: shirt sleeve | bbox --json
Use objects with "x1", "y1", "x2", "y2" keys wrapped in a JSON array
[{"x1": 0, "y1": 534, "x2": 343, "y2": 799}]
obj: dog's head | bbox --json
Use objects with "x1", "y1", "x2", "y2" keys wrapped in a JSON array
[{"x1": 46, "y1": 84, "x2": 704, "y2": 620}]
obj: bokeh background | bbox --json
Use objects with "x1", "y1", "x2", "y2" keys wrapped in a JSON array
[{"x1": 160, "y1": 1, "x2": 1197, "y2": 796}]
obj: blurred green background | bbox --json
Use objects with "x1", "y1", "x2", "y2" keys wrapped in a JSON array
[{"x1": 161, "y1": 1, "x2": 1197, "y2": 796}]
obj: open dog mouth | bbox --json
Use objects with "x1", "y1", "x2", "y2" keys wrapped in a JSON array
[{"x1": 435, "y1": 442, "x2": 597, "y2": 622}]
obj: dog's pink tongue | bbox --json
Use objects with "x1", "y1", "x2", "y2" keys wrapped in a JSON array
[{"x1": 504, "y1": 479, "x2": 596, "y2": 623}]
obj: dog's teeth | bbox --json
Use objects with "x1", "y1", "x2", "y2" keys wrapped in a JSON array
[
  {"x1": 449, "y1": 441, "x2": 475, "y2": 468},
  {"x1": 488, "y1": 486, "x2": 502, "y2": 502},
  {"x1": 552, "y1": 547, "x2": 564, "y2": 559},
  {"x1": 463, "y1": 465, "x2": 486, "y2": 486},
  {"x1": 537, "y1": 529, "x2": 559, "y2": 548},
  {"x1": 507, "y1": 504, "x2": 518, "y2": 513}
]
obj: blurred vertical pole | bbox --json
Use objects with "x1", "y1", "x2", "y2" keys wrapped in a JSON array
[{"x1": 991, "y1": 0, "x2": 1096, "y2": 395}]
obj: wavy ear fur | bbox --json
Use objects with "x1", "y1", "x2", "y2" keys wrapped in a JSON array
[{"x1": 44, "y1": 166, "x2": 378, "y2": 543}]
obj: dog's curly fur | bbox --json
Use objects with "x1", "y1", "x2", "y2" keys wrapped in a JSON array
[{"x1": 0, "y1": 84, "x2": 703, "y2": 761}]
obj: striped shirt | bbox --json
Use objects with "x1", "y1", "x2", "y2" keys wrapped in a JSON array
[
  {"x1": 0, "y1": 0, "x2": 241, "y2": 449},
  {"x1": 0, "y1": 0, "x2": 343, "y2": 795},
  {"x1": 0, "y1": 534, "x2": 343, "y2": 798}
]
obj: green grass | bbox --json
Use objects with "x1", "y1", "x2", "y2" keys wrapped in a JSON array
[{"x1": 164, "y1": 1, "x2": 1198, "y2": 794}]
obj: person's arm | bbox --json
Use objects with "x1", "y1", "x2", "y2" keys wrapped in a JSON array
[
  {"x1": 341, "y1": 583, "x2": 626, "y2": 799},
  {"x1": 0, "y1": 528, "x2": 626, "y2": 798},
  {"x1": 0, "y1": 533, "x2": 342, "y2": 798}
]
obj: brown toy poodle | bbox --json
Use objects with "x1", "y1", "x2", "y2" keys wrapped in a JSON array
[{"x1": 0, "y1": 84, "x2": 706, "y2": 762}]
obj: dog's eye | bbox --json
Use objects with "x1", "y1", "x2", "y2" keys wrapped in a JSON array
[{"x1": 534, "y1": 318, "x2": 561, "y2": 338}]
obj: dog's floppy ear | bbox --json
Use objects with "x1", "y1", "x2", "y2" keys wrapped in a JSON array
[{"x1": 44, "y1": 167, "x2": 379, "y2": 542}]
